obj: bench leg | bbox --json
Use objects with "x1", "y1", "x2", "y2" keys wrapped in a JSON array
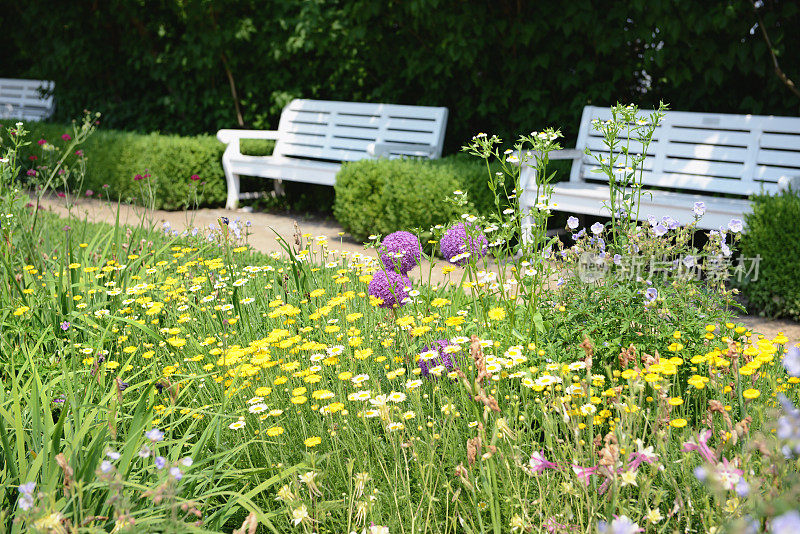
[
  {"x1": 223, "y1": 165, "x2": 240, "y2": 210},
  {"x1": 273, "y1": 178, "x2": 285, "y2": 197}
]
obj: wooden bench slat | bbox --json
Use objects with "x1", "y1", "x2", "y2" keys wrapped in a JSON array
[
  {"x1": 522, "y1": 105, "x2": 800, "y2": 232},
  {"x1": 756, "y1": 149, "x2": 800, "y2": 168},
  {"x1": 219, "y1": 98, "x2": 446, "y2": 208}
]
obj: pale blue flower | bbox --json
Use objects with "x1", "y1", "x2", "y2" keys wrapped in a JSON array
[
  {"x1": 783, "y1": 346, "x2": 800, "y2": 377},
  {"x1": 693, "y1": 201, "x2": 706, "y2": 217},
  {"x1": 567, "y1": 216, "x2": 579, "y2": 230},
  {"x1": 771, "y1": 510, "x2": 800, "y2": 534}
]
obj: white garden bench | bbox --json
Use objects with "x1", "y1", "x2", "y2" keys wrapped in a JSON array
[
  {"x1": 0, "y1": 78, "x2": 55, "y2": 121},
  {"x1": 217, "y1": 99, "x2": 449, "y2": 209},
  {"x1": 521, "y1": 106, "x2": 800, "y2": 231}
]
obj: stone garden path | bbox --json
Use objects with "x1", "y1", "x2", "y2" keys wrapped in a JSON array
[{"x1": 39, "y1": 196, "x2": 800, "y2": 345}]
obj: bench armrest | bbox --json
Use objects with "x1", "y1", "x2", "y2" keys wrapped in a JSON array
[
  {"x1": 367, "y1": 142, "x2": 437, "y2": 158},
  {"x1": 217, "y1": 129, "x2": 281, "y2": 145}
]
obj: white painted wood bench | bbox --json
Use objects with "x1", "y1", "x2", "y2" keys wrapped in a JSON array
[
  {"x1": 520, "y1": 106, "x2": 800, "y2": 231},
  {"x1": 217, "y1": 99, "x2": 448, "y2": 209},
  {"x1": 0, "y1": 78, "x2": 55, "y2": 121}
]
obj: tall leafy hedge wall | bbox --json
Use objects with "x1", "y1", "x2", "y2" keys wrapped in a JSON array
[{"x1": 2, "y1": 1, "x2": 798, "y2": 150}]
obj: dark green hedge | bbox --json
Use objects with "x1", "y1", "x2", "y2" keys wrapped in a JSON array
[
  {"x1": 738, "y1": 189, "x2": 800, "y2": 321},
  {"x1": 3, "y1": 1, "x2": 798, "y2": 152},
  {"x1": 2, "y1": 120, "x2": 226, "y2": 210},
  {"x1": 333, "y1": 155, "x2": 511, "y2": 242}
]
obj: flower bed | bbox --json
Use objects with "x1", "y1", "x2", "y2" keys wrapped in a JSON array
[{"x1": 2, "y1": 110, "x2": 799, "y2": 533}]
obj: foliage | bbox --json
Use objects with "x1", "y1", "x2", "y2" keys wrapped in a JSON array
[
  {"x1": 3, "y1": 1, "x2": 799, "y2": 150},
  {"x1": 738, "y1": 188, "x2": 800, "y2": 320},
  {"x1": 3, "y1": 110, "x2": 800, "y2": 533},
  {"x1": 334, "y1": 157, "x2": 464, "y2": 243},
  {"x1": 1, "y1": 120, "x2": 227, "y2": 210}
]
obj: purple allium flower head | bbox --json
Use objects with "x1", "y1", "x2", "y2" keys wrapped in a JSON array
[
  {"x1": 169, "y1": 466, "x2": 183, "y2": 481},
  {"x1": 784, "y1": 346, "x2": 800, "y2": 377},
  {"x1": 439, "y1": 222, "x2": 488, "y2": 266},
  {"x1": 100, "y1": 460, "x2": 113, "y2": 473},
  {"x1": 693, "y1": 201, "x2": 706, "y2": 217},
  {"x1": 60, "y1": 321, "x2": 71, "y2": 331},
  {"x1": 368, "y1": 270, "x2": 411, "y2": 309},
  {"x1": 728, "y1": 218, "x2": 743, "y2": 233},
  {"x1": 378, "y1": 231, "x2": 421, "y2": 274},
  {"x1": 566, "y1": 216, "x2": 579, "y2": 230},
  {"x1": 138, "y1": 445, "x2": 152, "y2": 458},
  {"x1": 181, "y1": 457, "x2": 194, "y2": 467},
  {"x1": 154, "y1": 456, "x2": 167, "y2": 470},
  {"x1": 590, "y1": 222, "x2": 604, "y2": 235},
  {"x1": 106, "y1": 451, "x2": 121, "y2": 460},
  {"x1": 417, "y1": 339, "x2": 459, "y2": 378},
  {"x1": 19, "y1": 482, "x2": 36, "y2": 495},
  {"x1": 771, "y1": 510, "x2": 800, "y2": 534}
]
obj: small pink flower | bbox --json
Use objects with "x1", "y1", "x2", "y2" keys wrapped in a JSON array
[
  {"x1": 75, "y1": 150, "x2": 84, "y2": 157},
  {"x1": 571, "y1": 464, "x2": 598, "y2": 486},
  {"x1": 529, "y1": 450, "x2": 557, "y2": 474},
  {"x1": 190, "y1": 174, "x2": 200, "y2": 181},
  {"x1": 29, "y1": 155, "x2": 37, "y2": 161},
  {"x1": 57, "y1": 192, "x2": 66, "y2": 198},
  {"x1": 26, "y1": 169, "x2": 36, "y2": 176},
  {"x1": 85, "y1": 190, "x2": 94, "y2": 197},
  {"x1": 61, "y1": 133, "x2": 72, "y2": 141},
  {"x1": 38, "y1": 138, "x2": 46, "y2": 145},
  {"x1": 134, "y1": 174, "x2": 143, "y2": 181},
  {"x1": 102, "y1": 184, "x2": 110, "y2": 189},
  {"x1": 682, "y1": 429, "x2": 717, "y2": 464}
]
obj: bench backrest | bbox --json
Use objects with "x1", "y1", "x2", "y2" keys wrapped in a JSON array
[
  {"x1": 573, "y1": 106, "x2": 800, "y2": 197},
  {"x1": 273, "y1": 99, "x2": 448, "y2": 162},
  {"x1": 0, "y1": 78, "x2": 55, "y2": 121}
]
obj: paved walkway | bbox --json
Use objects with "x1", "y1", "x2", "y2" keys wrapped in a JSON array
[{"x1": 39, "y1": 196, "x2": 800, "y2": 345}]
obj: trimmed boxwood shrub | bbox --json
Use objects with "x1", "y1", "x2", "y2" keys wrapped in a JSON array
[
  {"x1": 334, "y1": 158, "x2": 464, "y2": 242},
  {"x1": 334, "y1": 155, "x2": 512, "y2": 243},
  {"x1": 738, "y1": 188, "x2": 800, "y2": 320},
  {"x1": 2, "y1": 120, "x2": 226, "y2": 210}
]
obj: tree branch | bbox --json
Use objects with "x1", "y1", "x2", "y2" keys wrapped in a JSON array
[{"x1": 752, "y1": 1, "x2": 800, "y2": 100}]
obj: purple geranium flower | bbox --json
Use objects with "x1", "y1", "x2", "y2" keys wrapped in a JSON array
[
  {"x1": 771, "y1": 510, "x2": 800, "y2": 534},
  {"x1": 652, "y1": 224, "x2": 668, "y2": 237},
  {"x1": 60, "y1": 321, "x2": 71, "y2": 331},
  {"x1": 598, "y1": 516, "x2": 643, "y2": 534},
  {"x1": 784, "y1": 346, "x2": 800, "y2": 377},
  {"x1": 378, "y1": 231, "x2": 421, "y2": 274},
  {"x1": 439, "y1": 223, "x2": 488, "y2": 266},
  {"x1": 644, "y1": 287, "x2": 658, "y2": 304},
  {"x1": 693, "y1": 201, "x2": 706, "y2": 217},
  {"x1": 728, "y1": 219, "x2": 743, "y2": 233},
  {"x1": 368, "y1": 270, "x2": 412, "y2": 309},
  {"x1": 566, "y1": 216, "x2": 579, "y2": 230},
  {"x1": 145, "y1": 428, "x2": 164, "y2": 442},
  {"x1": 590, "y1": 222, "x2": 604, "y2": 235}
]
